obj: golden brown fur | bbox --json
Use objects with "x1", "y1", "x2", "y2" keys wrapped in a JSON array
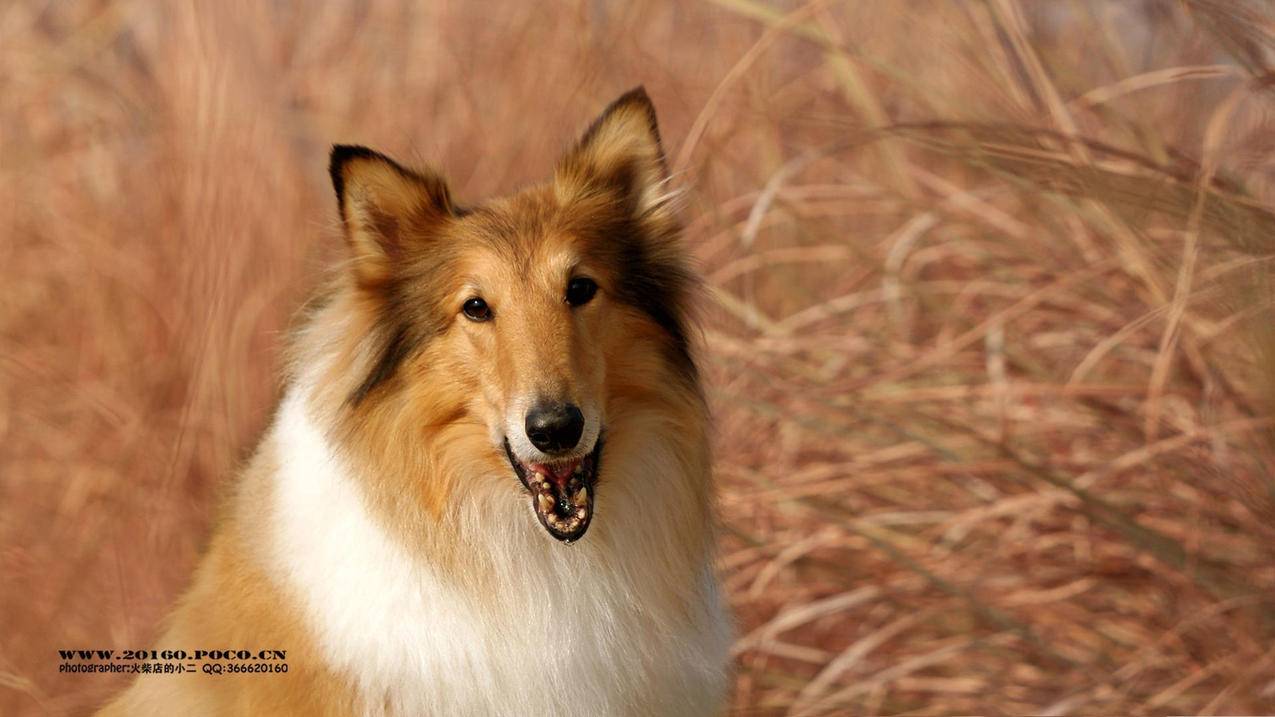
[
  {"x1": 98, "y1": 449, "x2": 359, "y2": 716},
  {"x1": 99, "y1": 88, "x2": 730, "y2": 716}
]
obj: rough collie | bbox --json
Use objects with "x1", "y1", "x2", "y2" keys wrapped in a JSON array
[{"x1": 98, "y1": 88, "x2": 732, "y2": 715}]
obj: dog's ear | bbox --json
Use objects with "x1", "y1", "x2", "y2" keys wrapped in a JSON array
[
  {"x1": 555, "y1": 87, "x2": 678, "y2": 234},
  {"x1": 329, "y1": 145, "x2": 454, "y2": 286}
]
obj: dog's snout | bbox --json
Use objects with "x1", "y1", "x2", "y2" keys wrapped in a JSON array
[{"x1": 525, "y1": 402, "x2": 585, "y2": 454}]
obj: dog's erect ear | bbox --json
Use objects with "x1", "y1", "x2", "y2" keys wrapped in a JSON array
[
  {"x1": 329, "y1": 145, "x2": 453, "y2": 286},
  {"x1": 555, "y1": 87, "x2": 678, "y2": 233}
]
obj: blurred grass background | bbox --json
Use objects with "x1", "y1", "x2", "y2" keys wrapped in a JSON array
[{"x1": 4, "y1": 0, "x2": 1275, "y2": 714}]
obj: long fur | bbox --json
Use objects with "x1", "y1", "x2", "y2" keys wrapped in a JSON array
[{"x1": 98, "y1": 87, "x2": 732, "y2": 716}]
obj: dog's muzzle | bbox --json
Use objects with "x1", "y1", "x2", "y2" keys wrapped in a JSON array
[{"x1": 504, "y1": 437, "x2": 602, "y2": 543}]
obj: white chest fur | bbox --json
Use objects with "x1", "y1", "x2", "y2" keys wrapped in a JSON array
[{"x1": 267, "y1": 390, "x2": 730, "y2": 716}]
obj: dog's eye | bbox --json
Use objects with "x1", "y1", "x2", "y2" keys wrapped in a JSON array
[
  {"x1": 565, "y1": 277, "x2": 598, "y2": 307},
  {"x1": 462, "y1": 297, "x2": 492, "y2": 322}
]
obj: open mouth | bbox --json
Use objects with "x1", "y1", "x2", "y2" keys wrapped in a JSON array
[{"x1": 503, "y1": 437, "x2": 602, "y2": 543}]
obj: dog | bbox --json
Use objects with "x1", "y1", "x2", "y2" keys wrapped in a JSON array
[{"x1": 97, "y1": 87, "x2": 732, "y2": 716}]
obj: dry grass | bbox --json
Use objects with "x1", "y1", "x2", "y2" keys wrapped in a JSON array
[{"x1": 4, "y1": 1, "x2": 1275, "y2": 714}]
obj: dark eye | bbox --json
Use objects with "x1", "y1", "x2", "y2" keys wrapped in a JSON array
[
  {"x1": 565, "y1": 277, "x2": 598, "y2": 307},
  {"x1": 462, "y1": 297, "x2": 492, "y2": 322}
]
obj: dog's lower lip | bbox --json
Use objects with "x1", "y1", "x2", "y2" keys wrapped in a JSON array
[{"x1": 504, "y1": 438, "x2": 602, "y2": 543}]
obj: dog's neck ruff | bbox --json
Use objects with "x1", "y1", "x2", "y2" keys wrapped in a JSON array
[{"x1": 267, "y1": 383, "x2": 729, "y2": 716}]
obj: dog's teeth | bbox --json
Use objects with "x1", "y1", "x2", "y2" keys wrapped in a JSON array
[
  {"x1": 573, "y1": 486, "x2": 588, "y2": 507},
  {"x1": 575, "y1": 507, "x2": 587, "y2": 519},
  {"x1": 537, "y1": 493, "x2": 554, "y2": 514},
  {"x1": 541, "y1": 480, "x2": 552, "y2": 492}
]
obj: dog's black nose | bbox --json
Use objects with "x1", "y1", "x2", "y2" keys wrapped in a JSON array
[{"x1": 525, "y1": 402, "x2": 585, "y2": 454}]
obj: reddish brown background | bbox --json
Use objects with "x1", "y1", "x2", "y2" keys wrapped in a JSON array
[{"x1": 5, "y1": 1, "x2": 1275, "y2": 714}]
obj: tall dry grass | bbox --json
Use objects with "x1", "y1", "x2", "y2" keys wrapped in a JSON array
[{"x1": 4, "y1": 1, "x2": 1275, "y2": 714}]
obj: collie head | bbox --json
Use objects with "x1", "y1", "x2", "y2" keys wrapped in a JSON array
[{"x1": 290, "y1": 88, "x2": 711, "y2": 561}]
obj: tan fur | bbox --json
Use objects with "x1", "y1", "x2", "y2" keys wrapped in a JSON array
[
  {"x1": 98, "y1": 447, "x2": 362, "y2": 716},
  {"x1": 99, "y1": 88, "x2": 729, "y2": 716}
]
